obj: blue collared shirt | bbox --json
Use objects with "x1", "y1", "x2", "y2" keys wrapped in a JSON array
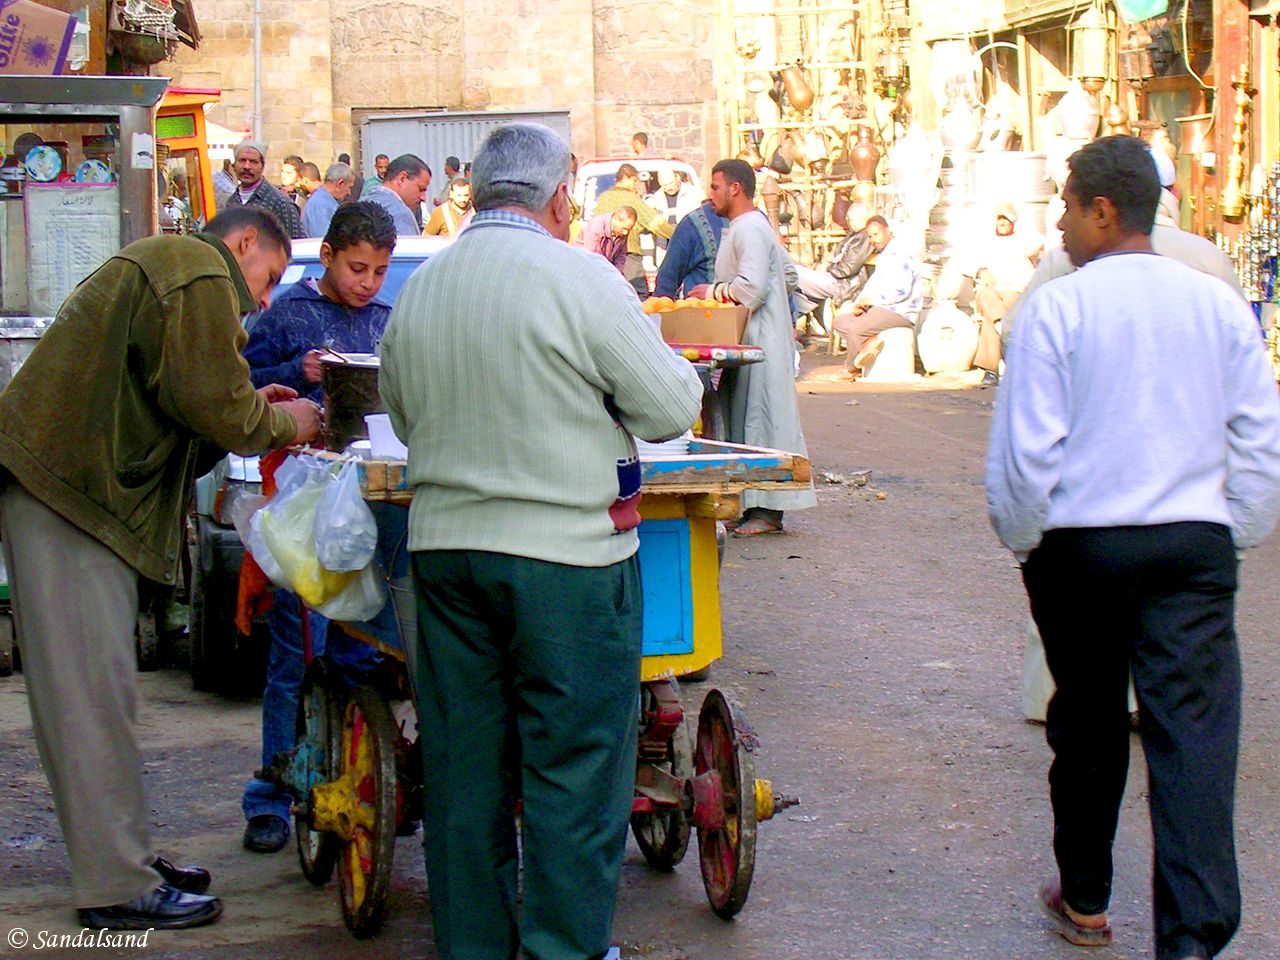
[
  {"x1": 300, "y1": 188, "x2": 339, "y2": 239},
  {"x1": 365, "y1": 186, "x2": 421, "y2": 236}
]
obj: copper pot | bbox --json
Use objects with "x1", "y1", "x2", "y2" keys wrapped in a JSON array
[{"x1": 780, "y1": 63, "x2": 814, "y2": 111}]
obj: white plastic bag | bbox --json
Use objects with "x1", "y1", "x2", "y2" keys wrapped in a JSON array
[
  {"x1": 313, "y1": 561, "x2": 386, "y2": 622},
  {"x1": 313, "y1": 459, "x2": 377, "y2": 573},
  {"x1": 254, "y1": 457, "x2": 358, "y2": 607}
]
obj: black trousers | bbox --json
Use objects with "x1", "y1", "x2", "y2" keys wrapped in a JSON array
[{"x1": 1022, "y1": 523, "x2": 1241, "y2": 960}]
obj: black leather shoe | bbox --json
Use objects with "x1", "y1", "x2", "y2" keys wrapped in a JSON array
[
  {"x1": 151, "y1": 856, "x2": 211, "y2": 895},
  {"x1": 78, "y1": 883, "x2": 222, "y2": 930},
  {"x1": 243, "y1": 814, "x2": 290, "y2": 853}
]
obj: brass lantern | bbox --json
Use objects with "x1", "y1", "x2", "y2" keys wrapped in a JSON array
[{"x1": 1068, "y1": 2, "x2": 1113, "y2": 93}]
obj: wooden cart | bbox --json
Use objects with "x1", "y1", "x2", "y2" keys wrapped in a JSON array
[{"x1": 273, "y1": 440, "x2": 809, "y2": 936}]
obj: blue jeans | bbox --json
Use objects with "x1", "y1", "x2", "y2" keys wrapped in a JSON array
[{"x1": 241, "y1": 590, "x2": 380, "y2": 823}]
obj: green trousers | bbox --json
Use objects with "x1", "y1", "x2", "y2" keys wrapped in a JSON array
[{"x1": 411, "y1": 550, "x2": 642, "y2": 960}]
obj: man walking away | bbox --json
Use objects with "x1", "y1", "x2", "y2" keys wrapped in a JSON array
[
  {"x1": 379, "y1": 121, "x2": 702, "y2": 960},
  {"x1": 0, "y1": 206, "x2": 322, "y2": 931},
  {"x1": 986, "y1": 135, "x2": 1280, "y2": 960},
  {"x1": 367, "y1": 154, "x2": 432, "y2": 235}
]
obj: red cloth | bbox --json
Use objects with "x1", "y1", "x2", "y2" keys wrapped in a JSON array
[{"x1": 234, "y1": 448, "x2": 289, "y2": 636}]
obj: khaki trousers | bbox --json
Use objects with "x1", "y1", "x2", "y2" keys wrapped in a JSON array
[{"x1": 0, "y1": 481, "x2": 161, "y2": 907}]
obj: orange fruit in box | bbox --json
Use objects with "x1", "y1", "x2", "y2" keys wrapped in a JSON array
[
  {"x1": 700, "y1": 298, "x2": 720, "y2": 308},
  {"x1": 641, "y1": 298, "x2": 659, "y2": 314},
  {"x1": 654, "y1": 296, "x2": 675, "y2": 312}
]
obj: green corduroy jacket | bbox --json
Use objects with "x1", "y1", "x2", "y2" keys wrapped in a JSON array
[{"x1": 0, "y1": 233, "x2": 296, "y2": 584}]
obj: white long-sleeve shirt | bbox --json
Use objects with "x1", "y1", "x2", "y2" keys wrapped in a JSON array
[
  {"x1": 986, "y1": 250, "x2": 1280, "y2": 557},
  {"x1": 859, "y1": 236, "x2": 923, "y2": 323}
]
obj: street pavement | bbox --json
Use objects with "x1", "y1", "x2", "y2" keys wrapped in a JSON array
[{"x1": 1, "y1": 356, "x2": 1277, "y2": 959}]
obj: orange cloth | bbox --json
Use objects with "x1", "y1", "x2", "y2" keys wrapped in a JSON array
[{"x1": 234, "y1": 448, "x2": 290, "y2": 635}]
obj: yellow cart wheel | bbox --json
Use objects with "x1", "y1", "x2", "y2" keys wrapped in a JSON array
[
  {"x1": 695, "y1": 688, "x2": 757, "y2": 920},
  {"x1": 335, "y1": 684, "x2": 397, "y2": 938},
  {"x1": 294, "y1": 662, "x2": 341, "y2": 886}
]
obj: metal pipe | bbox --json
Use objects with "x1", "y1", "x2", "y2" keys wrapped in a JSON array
[{"x1": 252, "y1": 0, "x2": 262, "y2": 140}]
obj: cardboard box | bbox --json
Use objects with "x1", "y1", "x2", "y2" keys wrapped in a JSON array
[
  {"x1": 0, "y1": 0, "x2": 78, "y2": 75},
  {"x1": 659, "y1": 305, "x2": 749, "y2": 345}
]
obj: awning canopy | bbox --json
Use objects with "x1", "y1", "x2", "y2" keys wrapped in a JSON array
[{"x1": 206, "y1": 119, "x2": 250, "y2": 160}]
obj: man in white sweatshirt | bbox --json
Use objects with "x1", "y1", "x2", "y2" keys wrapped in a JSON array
[
  {"x1": 986, "y1": 135, "x2": 1280, "y2": 960},
  {"x1": 379, "y1": 122, "x2": 702, "y2": 960}
]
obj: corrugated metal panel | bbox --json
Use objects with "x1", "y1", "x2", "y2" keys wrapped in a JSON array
[{"x1": 360, "y1": 109, "x2": 572, "y2": 186}]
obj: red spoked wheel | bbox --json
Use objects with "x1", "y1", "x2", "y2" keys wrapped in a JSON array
[
  {"x1": 335, "y1": 684, "x2": 398, "y2": 938},
  {"x1": 694, "y1": 688, "x2": 757, "y2": 920}
]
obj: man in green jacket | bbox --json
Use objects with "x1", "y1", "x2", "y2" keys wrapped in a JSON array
[
  {"x1": 591, "y1": 162, "x2": 675, "y2": 297},
  {"x1": 0, "y1": 206, "x2": 321, "y2": 931}
]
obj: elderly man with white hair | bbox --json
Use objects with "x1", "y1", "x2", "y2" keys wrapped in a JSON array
[
  {"x1": 221, "y1": 139, "x2": 303, "y2": 238},
  {"x1": 379, "y1": 122, "x2": 702, "y2": 960},
  {"x1": 299, "y1": 161, "x2": 355, "y2": 238}
]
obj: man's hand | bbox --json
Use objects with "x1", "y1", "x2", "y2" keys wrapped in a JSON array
[
  {"x1": 851, "y1": 301, "x2": 869, "y2": 316},
  {"x1": 303, "y1": 349, "x2": 326, "y2": 384},
  {"x1": 277, "y1": 398, "x2": 323, "y2": 445},
  {"x1": 686, "y1": 283, "x2": 712, "y2": 300},
  {"x1": 257, "y1": 383, "x2": 298, "y2": 404}
]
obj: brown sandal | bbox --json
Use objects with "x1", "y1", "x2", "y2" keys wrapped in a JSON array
[{"x1": 1039, "y1": 880, "x2": 1113, "y2": 947}]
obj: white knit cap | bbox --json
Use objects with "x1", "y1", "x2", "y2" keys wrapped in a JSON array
[{"x1": 233, "y1": 139, "x2": 268, "y2": 163}]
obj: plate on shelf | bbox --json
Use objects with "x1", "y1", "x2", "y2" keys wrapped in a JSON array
[
  {"x1": 24, "y1": 145, "x2": 62, "y2": 183},
  {"x1": 74, "y1": 159, "x2": 112, "y2": 183}
]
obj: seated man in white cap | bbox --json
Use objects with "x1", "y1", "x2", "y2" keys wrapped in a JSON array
[
  {"x1": 223, "y1": 139, "x2": 303, "y2": 239},
  {"x1": 969, "y1": 202, "x2": 1038, "y2": 377}
]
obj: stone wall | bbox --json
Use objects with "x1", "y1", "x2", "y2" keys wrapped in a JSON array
[
  {"x1": 164, "y1": 0, "x2": 723, "y2": 180},
  {"x1": 164, "y1": 0, "x2": 337, "y2": 177},
  {"x1": 591, "y1": 0, "x2": 722, "y2": 175}
]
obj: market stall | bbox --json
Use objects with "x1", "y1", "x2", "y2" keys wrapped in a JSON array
[{"x1": 0, "y1": 75, "x2": 168, "y2": 318}]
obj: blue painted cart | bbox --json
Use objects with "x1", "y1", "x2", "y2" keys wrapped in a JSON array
[{"x1": 278, "y1": 440, "x2": 809, "y2": 935}]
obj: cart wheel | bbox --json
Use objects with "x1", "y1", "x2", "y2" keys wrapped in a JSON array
[
  {"x1": 0, "y1": 612, "x2": 13, "y2": 678},
  {"x1": 336, "y1": 684, "x2": 398, "y2": 938},
  {"x1": 632, "y1": 719, "x2": 693, "y2": 871},
  {"x1": 135, "y1": 611, "x2": 159, "y2": 672},
  {"x1": 295, "y1": 663, "x2": 342, "y2": 887},
  {"x1": 695, "y1": 688, "x2": 757, "y2": 920}
]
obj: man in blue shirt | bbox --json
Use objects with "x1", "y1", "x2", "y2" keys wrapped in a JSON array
[
  {"x1": 299, "y1": 161, "x2": 355, "y2": 239},
  {"x1": 239, "y1": 201, "x2": 396, "y2": 852},
  {"x1": 365, "y1": 153, "x2": 431, "y2": 235},
  {"x1": 653, "y1": 199, "x2": 727, "y2": 298}
]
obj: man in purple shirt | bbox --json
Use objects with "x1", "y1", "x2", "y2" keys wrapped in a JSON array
[{"x1": 578, "y1": 206, "x2": 637, "y2": 276}]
